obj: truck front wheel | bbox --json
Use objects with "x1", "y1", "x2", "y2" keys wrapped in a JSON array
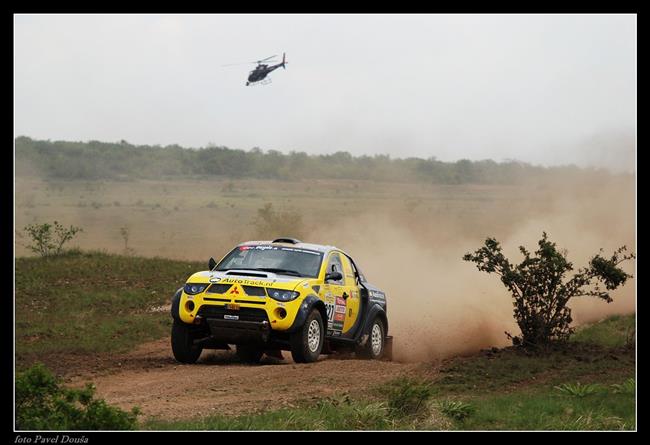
[
  {"x1": 290, "y1": 309, "x2": 324, "y2": 363},
  {"x1": 171, "y1": 319, "x2": 203, "y2": 364}
]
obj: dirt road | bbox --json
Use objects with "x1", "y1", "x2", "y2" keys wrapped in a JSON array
[{"x1": 63, "y1": 339, "x2": 432, "y2": 421}]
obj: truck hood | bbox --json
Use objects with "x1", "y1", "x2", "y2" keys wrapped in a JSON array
[{"x1": 187, "y1": 269, "x2": 308, "y2": 291}]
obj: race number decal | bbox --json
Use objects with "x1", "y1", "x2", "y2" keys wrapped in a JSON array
[{"x1": 325, "y1": 302, "x2": 335, "y2": 327}]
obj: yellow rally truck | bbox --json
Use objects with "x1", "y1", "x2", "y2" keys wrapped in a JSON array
[{"x1": 170, "y1": 238, "x2": 392, "y2": 363}]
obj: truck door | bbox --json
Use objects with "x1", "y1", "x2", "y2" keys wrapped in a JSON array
[
  {"x1": 340, "y1": 254, "x2": 361, "y2": 338},
  {"x1": 320, "y1": 252, "x2": 347, "y2": 338}
]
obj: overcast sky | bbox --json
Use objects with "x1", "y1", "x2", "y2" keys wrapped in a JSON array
[{"x1": 14, "y1": 14, "x2": 636, "y2": 171}]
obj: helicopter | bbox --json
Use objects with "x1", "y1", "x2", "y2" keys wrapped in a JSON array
[{"x1": 223, "y1": 53, "x2": 288, "y2": 86}]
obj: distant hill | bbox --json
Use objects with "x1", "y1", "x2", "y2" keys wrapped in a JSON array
[{"x1": 15, "y1": 136, "x2": 594, "y2": 184}]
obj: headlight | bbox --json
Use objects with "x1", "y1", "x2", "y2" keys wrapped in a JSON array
[
  {"x1": 266, "y1": 288, "x2": 300, "y2": 302},
  {"x1": 184, "y1": 283, "x2": 209, "y2": 295}
]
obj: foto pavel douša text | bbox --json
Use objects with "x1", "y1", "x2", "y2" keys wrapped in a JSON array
[{"x1": 15, "y1": 436, "x2": 88, "y2": 444}]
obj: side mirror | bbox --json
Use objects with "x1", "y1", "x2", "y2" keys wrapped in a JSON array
[
  {"x1": 209, "y1": 257, "x2": 217, "y2": 270},
  {"x1": 325, "y1": 271, "x2": 343, "y2": 282}
]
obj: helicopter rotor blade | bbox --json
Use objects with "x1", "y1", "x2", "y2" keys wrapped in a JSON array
[
  {"x1": 221, "y1": 62, "x2": 256, "y2": 67},
  {"x1": 253, "y1": 55, "x2": 278, "y2": 63},
  {"x1": 221, "y1": 54, "x2": 279, "y2": 67}
]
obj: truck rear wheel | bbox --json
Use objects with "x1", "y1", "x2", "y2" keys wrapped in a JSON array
[
  {"x1": 290, "y1": 309, "x2": 324, "y2": 363},
  {"x1": 356, "y1": 317, "x2": 385, "y2": 360},
  {"x1": 171, "y1": 319, "x2": 203, "y2": 364}
]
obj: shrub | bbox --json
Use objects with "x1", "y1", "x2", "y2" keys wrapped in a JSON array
[
  {"x1": 463, "y1": 233, "x2": 635, "y2": 347},
  {"x1": 251, "y1": 203, "x2": 305, "y2": 240},
  {"x1": 437, "y1": 400, "x2": 475, "y2": 421},
  {"x1": 554, "y1": 382, "x2": 602, "y2": 397},
  {"x1": 382, "y1": 378, "x2": 434, "y2": 416},
  {"x1": 23, "y1": 221, "x2": 83, "y2": 257},
  {"x1": 16, "y1": 363, "x2": 139, "y2": 430}
]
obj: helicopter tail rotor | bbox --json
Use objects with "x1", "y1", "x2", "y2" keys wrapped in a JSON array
[{"x1": 281, "y1": 52, "x2": 287, "y2": 69}]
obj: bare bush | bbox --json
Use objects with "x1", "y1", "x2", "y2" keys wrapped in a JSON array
[{"x1": 23, "y1": 221, "x2": 83, "y2": 257}]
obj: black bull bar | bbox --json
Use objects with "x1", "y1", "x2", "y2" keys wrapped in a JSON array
[{"x1": 203, "y1": 318, "x2": 271, "y2": 345}]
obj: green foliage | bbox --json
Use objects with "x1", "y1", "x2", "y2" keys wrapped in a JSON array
[
  {"x1": 23, "y1": 221, "x2": 83, "y2": 257},
  {"x1": 16, "y1": 363, "x2": 139, "y2": 430},
  {"x1": 251, "y1": 202, "x2": 305, "y2": 239},
  {"x1": 437, "y1": 400, "x2": 475, "y2": 421},
  {"x1": 380, "y1": 378, "x2": 434, "y2": 416},
  {"x1": 554, "y1": 382, "x2": 602, "y2": 397},
  {"x1": 16, "y1": 136, "x2": 593, "y2": 184},
  {"x1": 463, "y1": 233, "x2": 635, "y2": 347}
]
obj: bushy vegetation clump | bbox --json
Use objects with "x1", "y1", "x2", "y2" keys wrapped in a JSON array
[
  {"x1": 463, "y1": 233, "x2": 634, "y2": 347},
  {"x1": 16, "y1": 364, "x2": 139, "y2": 430}
]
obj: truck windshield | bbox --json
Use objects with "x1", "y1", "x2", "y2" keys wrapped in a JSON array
[{"x1": 216, "y1": 245, "x2": 323, "y2": 278}]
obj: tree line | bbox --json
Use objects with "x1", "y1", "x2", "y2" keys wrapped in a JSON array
[{"x1": 15, "y1": 136, "x2": 602, "y2": 184}]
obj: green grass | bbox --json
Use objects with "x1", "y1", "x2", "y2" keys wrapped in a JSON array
[
  {"x1": 144, "y1": 398, "x2": 397, "y2": 431},
  {"x1": 571, "y1": 314, "x2": 636, "y2": 348},
  {"x1": 455, "y1": 387, "x2": 634, "y2": 430},
  {"x1": 144, "y1": 393, "x2": 451, "y2": 431},
  {"x1": 15, "y1": 250, "x2": 203, "y2": 370}
]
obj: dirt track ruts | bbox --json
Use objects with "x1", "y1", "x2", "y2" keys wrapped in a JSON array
[{"x1": 63, "y1": 339, "x2": 433, "y2": 421}]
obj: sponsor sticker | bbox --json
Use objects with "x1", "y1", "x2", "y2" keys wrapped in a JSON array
[
  {"x1": 335, "y1": 297, "x2": 346, "y2": 306},
  {"x1": 334, "y1": 313, "x2": 345, "y2": 322},
  {"x1": 220, "y1": 278, "x2": 276, "y2": 286},
  {"x1": 335, "y1": 305, "x2": 346, "y2": 314},
  {"x1": 224, "y1": 314, "x2": 239, "y2": 320}
]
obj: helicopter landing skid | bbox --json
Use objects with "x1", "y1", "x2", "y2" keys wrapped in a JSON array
[{"x1": 248, "y1": 78, "x2": 272, "y2": 86}]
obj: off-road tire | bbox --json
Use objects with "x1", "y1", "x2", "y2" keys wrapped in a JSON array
[
  {"x1": 290, "y1": 309, "x2": 324, "y2": 363},
  {"x1": 236, "y1": 344, "x2": 264, "y2": 364},
  {"x1": 356, "y1": 317, "x2": 385, "y2": 360},
  {"x1": 171, "y1": 319, "x2": 203, "y2": 364}
]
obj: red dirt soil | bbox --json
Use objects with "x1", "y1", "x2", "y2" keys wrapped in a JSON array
[{"x1": 63, "y1": 339, "x2": 430, "y2": 421}]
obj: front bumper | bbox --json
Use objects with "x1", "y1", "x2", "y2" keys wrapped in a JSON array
[{"x1": 205, "y1": 318, "x2": 271, "y2": 345}]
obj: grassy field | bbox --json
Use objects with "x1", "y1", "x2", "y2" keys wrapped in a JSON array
[
  {"x1": 145, "y1": 315, "x2": 635, "y2": 430},
  {"x1": 15, "y1": 250, "x2": 202, "y2": 371}
]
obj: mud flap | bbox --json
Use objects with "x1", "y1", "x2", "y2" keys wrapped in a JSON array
[{"x1": 384, "y1": 336, "x2": 394, "y2": 361}]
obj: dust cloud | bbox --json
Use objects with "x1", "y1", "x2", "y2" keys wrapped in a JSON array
[{"x1": 308, "y1": 174, "x2": 635, "y2": 362}]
